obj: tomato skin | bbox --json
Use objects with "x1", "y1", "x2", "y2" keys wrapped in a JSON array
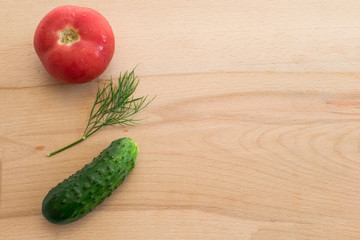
[{"x1": 34, "y1": 5, "x2": 115, "y2": 84}]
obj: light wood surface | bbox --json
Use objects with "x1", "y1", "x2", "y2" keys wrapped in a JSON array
[{"x1": 1, "y1": 1, "x2": 360, "y2": 239}]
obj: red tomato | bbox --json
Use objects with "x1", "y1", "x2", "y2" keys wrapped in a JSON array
[{"x1": 34, "y1": 5, "x2": 115, "y2": 84}]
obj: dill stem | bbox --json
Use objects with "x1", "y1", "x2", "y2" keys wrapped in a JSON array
[
  {"x1": 47, "y1": 137, "x2": 85, "y2": 157},
  {"x1": 47, "y1": 127, "x2": 102, "y2": 157}
]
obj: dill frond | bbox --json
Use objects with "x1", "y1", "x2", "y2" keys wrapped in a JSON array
[{"x1": 47, "y1": 69, "x2": 154, "y2": 157}]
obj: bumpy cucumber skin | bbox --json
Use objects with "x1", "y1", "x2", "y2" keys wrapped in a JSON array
[{"x1": 42, "y1": 137, "x2": 138, "y2": 224}]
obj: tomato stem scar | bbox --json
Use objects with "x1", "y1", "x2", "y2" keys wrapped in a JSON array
[{"x1": 58, "y1": 27, "x2": 80, "y2": 45}]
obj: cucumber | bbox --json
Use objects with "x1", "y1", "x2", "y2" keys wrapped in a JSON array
[{"x1": 42, "y1": 137, "x2": 138, "y2": 224}]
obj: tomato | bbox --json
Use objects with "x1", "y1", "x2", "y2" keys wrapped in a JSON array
[{"x1": 34, "y1": 5, "x2": 115, "y2": 84}]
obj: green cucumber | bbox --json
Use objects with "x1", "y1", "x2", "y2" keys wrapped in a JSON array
[{"x1": 42, "y1": 137, "x2": 138, "y2": 224}]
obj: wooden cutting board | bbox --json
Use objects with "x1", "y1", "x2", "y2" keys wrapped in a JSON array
[{"x1": 1, "y1": 1, "x2": 360, "y2": 239}]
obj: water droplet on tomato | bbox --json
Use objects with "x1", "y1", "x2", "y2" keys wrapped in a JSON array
[{"x1": 101, "y1": 35, "x2": 107, "y2": 43}]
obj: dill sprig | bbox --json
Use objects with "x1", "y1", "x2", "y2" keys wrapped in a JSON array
[{"x1": 47, "y1": 69, "x2": 154, "y2": 157}]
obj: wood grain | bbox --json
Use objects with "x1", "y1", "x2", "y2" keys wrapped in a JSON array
[{"x1": 1, "y1": 1, "x2": 360, "y2": 239}]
